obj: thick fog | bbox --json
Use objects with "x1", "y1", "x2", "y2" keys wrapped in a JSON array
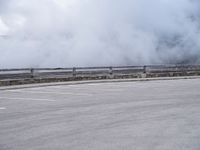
[{"x1": 0, "y1": 0, "x2": 200, "y2": 68}]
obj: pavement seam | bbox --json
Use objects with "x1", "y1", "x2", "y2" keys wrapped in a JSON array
[
  {"x1": 0, "y1": 107, "x2": 6, "y2": 110},
  {"x1": 0, "y1": 97, "x2": 55, "y2": 102}
]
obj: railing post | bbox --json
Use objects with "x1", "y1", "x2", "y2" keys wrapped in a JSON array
[
  {"x1": 30, "y1": 68, "x2": 34, "y2": 78},
  {"x1": 109, "y1": 67, "x2": 113, "y2": 75},
  {"x1": 143, "y1": 66, "x2": 147, "y2": 74},
  {"x1": 109, "y1": 67, "x2": 113, "y2": 78},
  {"x1": 72, "y1": 67, "x2": 76, "y2": 77}
]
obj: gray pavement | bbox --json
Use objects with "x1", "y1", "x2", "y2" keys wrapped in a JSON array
[{"x1": 0, "y1": 78, "x2": 200, "y2": 150}]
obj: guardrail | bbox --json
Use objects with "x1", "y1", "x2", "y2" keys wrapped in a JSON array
[{"x1": 1, "y1": 65, "x2": 200, "y2": 80}]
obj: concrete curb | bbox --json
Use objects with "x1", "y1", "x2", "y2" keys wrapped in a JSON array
[{"x1": 0, "y1": 76, "x2": 200, "y2": 91}]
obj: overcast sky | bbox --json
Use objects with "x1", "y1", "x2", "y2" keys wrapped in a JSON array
[{"x1": 0, "y1": 0, "x2": 200, "y2": 68}]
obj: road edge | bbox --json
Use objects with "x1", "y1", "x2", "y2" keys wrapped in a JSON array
[{"x1": 0, "y1": 76, "x2": 200, "y2": 91}]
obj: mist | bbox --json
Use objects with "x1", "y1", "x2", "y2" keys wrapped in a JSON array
[{"x1": 0, "y1": 0, "x2": 200, "y2": 68}]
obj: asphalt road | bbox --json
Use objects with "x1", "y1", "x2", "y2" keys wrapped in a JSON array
[{"x1": 0, "y1": 78, "x2": 200, "y2": 150}]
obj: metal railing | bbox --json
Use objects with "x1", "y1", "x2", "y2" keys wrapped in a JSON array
[{"x1": 0, "y1": 65, "x2": 200, "y2": 80}]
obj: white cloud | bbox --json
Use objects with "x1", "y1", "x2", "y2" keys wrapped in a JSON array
[
  {"x1": 0, "y1": 0, "x2": 200, "y2": 68},
  {"x1": 0, "y1": 17, "x2": 9, "y2": 35}
]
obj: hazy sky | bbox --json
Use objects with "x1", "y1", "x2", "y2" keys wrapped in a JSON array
[{"x1": 0, "y1": 0, "x2": 200, "y2": 68}]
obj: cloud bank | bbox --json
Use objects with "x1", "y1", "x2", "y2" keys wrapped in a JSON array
[{"x1": 0, "y1": 0, "x2": 200, "y2": 68}]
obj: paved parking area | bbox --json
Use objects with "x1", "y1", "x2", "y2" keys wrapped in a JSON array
[{"x1": 0, "y1": 78, "x2": 200, "y2": 150}]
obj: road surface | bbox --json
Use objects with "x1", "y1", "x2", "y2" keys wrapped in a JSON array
[{"x1": 0, "y1": 78, "x2": 200, "y2": 150}]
